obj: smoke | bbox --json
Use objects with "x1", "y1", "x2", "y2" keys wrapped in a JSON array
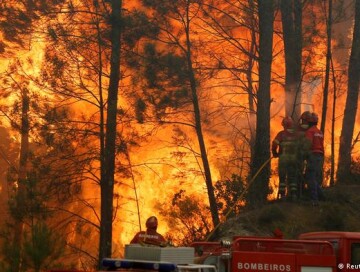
[{"x1": 301, "y1": 78, "x2": 321, "y2": 114}]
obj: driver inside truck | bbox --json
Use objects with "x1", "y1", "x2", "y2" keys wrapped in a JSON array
[{"x1": 130, "y1": 216, "x2": 167, "y2": 247}]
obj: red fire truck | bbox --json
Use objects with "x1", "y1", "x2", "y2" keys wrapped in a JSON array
[
  {"x1": 192, "y1": 238, "x2": 334, "y2": 272},
  {"x1": 49, "y1": 231, "x2": 360, "y2": 272},
  {"x1": 191, "y1": 231, "x2": 360, "y2": 272},
  {"x1": 299, "y1": 231, "x2": 360, "y2": 271}
]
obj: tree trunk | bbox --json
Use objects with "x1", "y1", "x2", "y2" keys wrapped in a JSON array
[
  {"x1": 13, "y1": 88, "x2": 30, "y2": 272},
  {"x1": 321, "y1": 0, "x2": 333, "y2": 133},
  {"x1": 98, "y1": 0, "x2": 122, "y2": 268},
  {"x1": 248, "y1": 0, "x2": 274, "y2": 207},
  {"x1": 280, "y1": 0, "x2": 302, "y2": 120},
  {"x1": 247, "y1": 0, "x2": 257, "y2": 166},
  {"x1": 330, "y1": 57, "x2": 336, "y2": 186},
  {"x1": 337, "y1": 0, "x2": 360, "y2": 182},
  {"x1": 184, "y1": 3, "x2": 220, "y2": 230}
]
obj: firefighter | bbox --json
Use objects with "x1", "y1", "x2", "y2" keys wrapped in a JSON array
[
  {"x1": 272, "y1": 116, "x2": 300, "y2": 201},
  {"x1": 296, "y1": 111, "x2": 313, "y2": 198},
  {"x1": 130, "y1": 216, "x2": 167, "y2": 246},
  {"x1": 273, "y1": 228, "x2": 284, "y2": 239},
  {"x1": 298, "y1": 111, "x2": 312, "y2": 132},
  {"x1": 304, "y1": 112, "x2": 324, "y2": 206}
]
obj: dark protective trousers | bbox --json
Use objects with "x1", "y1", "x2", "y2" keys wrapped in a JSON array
[
  {"x1": 305, "y1": 153, "x2": 324, "y2": 202},
  {"x1": 278, "y1": 158, "x2": 298, "y2": 199}
]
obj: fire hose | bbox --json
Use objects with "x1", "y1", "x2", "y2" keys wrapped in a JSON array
[{"x1": 206, "y1": 156, "x2": 273, "y2": 241}]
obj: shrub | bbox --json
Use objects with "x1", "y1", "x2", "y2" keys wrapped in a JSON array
[{"x1": 257, "y1": 205, "x2": 286, "y2": 225}]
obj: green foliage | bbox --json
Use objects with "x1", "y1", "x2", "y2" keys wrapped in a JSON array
[
  {"x1": 8, "y1": 176, "x2": 49, "y2": 223},
  {"x1": 257, "y1": 205, "x2": 286, "y2": 225},
  {"x1": 0, "y1": 5, "x2": 32, "y2": 46},
  {"x1": 123, "y1": 11, "x2": 160, "y2": 48},
  {"x1": 143, "y1": 43, "x2": 160, "y2": 88},
  {"x1": 318, "y1": 204, "x2": 345, "y2": 231},
  {"x1": 43, "y1": 51, "x2": 66, "y2": 79},
  {"x1": 141, "y1": 0, "x2": 185, "y2": 16},
  {"x1": 336, "y1": 156, "x2": 360, "y2": 183},
  {"x1": 349, "y1": 157, "x2": 360, "y2": 183},
  {"x1": 214, "y1": 174, "x2": 245, "y2": 217},
  {"x1": 0, "y1": 1, "x2": 66, "y2": 53},
  {"x1": 0, "y1": 222, "x2": 65, "y2": 272},
  {"x1": 142, "y1": 43, "x2": 189, "y2": 90},
  {"x1": 135, "y1": 98, "x2": 147, "y2": 123},
  {"x1": 0, "y1": 226, "x2": 21, "y2": 272},
  {"x1": 22, "y1": 223, "x2": 66, "y2": 272},
  {"x1": 131, "y1": 42, "x2": 191, "y2": 122},
  {"x1": 159, "y1": 190, "x2": 212, "y2": 245},
  {"x1": 2, "y1": 174, "x2": 67, "y2": 271}
]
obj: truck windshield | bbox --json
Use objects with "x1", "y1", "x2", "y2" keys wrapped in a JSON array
[
  {"x1": 351, "y1": 243, "x2": 360, "y2": 265},
  {"x1": 328, "y1": 240, "x2": 339, "y2": 255}
]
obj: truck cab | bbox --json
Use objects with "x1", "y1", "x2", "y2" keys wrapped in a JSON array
[
  {"x1": 299, "y1": 232, "x2": 360, "y2": 272},
  {"x1": 192, "y1": 236, "x2": 337, "y2": 272}
]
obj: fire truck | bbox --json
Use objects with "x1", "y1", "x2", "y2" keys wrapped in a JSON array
[{"x1": 49, "y1": 231, "x2": 360, "y2": 272}]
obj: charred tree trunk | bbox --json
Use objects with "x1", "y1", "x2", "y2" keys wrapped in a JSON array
[
  {"x1": 13, "y1": 88, "x2": 30, "y2": 272},
  {"x1": 184, "y1": 3, "x2": 220, "y2": 229},
  {"x1": 330, "y1": 57, "x2": 336, "y2": 186},
  {"x1": 248, "y1": 0, "x2": 274, "y2": 207},
  {"x1": 321, "y1": 0, "x2": 333, "y2": 133},
  {"x1": 98, "y1": 0, "x2": 122, "y2": 268},
  {"x1": 247, "y1": 0, "x2": 257, "y2": 166},
  {"x1": 280, "y1": 0, "x2": 302, "y2": 120},
  {"x1": 337, "y1": 0, "x2": 360, "y2": 183}
]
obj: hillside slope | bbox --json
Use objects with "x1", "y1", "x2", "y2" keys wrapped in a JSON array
[{"x1": 217, "y1": 184, "x2": 360, "y2": 240}]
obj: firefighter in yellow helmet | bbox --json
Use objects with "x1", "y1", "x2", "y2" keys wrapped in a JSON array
[
  {"x1": 272, "y1": 117, "x2": 301, "y2": 201},
  {"x1": 130, "y1": 216, "x2": 167, "y2": 246}
]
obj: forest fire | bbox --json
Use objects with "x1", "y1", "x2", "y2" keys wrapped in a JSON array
[{"x1": 0, "y1": 0, "x2": 360, "y2": 271}]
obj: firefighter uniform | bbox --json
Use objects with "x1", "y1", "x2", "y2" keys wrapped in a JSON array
[
  {"x1": 304, "y1": 113, "x2": 324, "y2": 206},
  {"x1": 130, "y1": 216, "x2": 167, "y2": 246},
  {"x1": 272, "y1": 117, "x2": 301, "y2": 201},
  {"x1": 296, "y1": 111, "x2": 313, "y2": 198}
]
